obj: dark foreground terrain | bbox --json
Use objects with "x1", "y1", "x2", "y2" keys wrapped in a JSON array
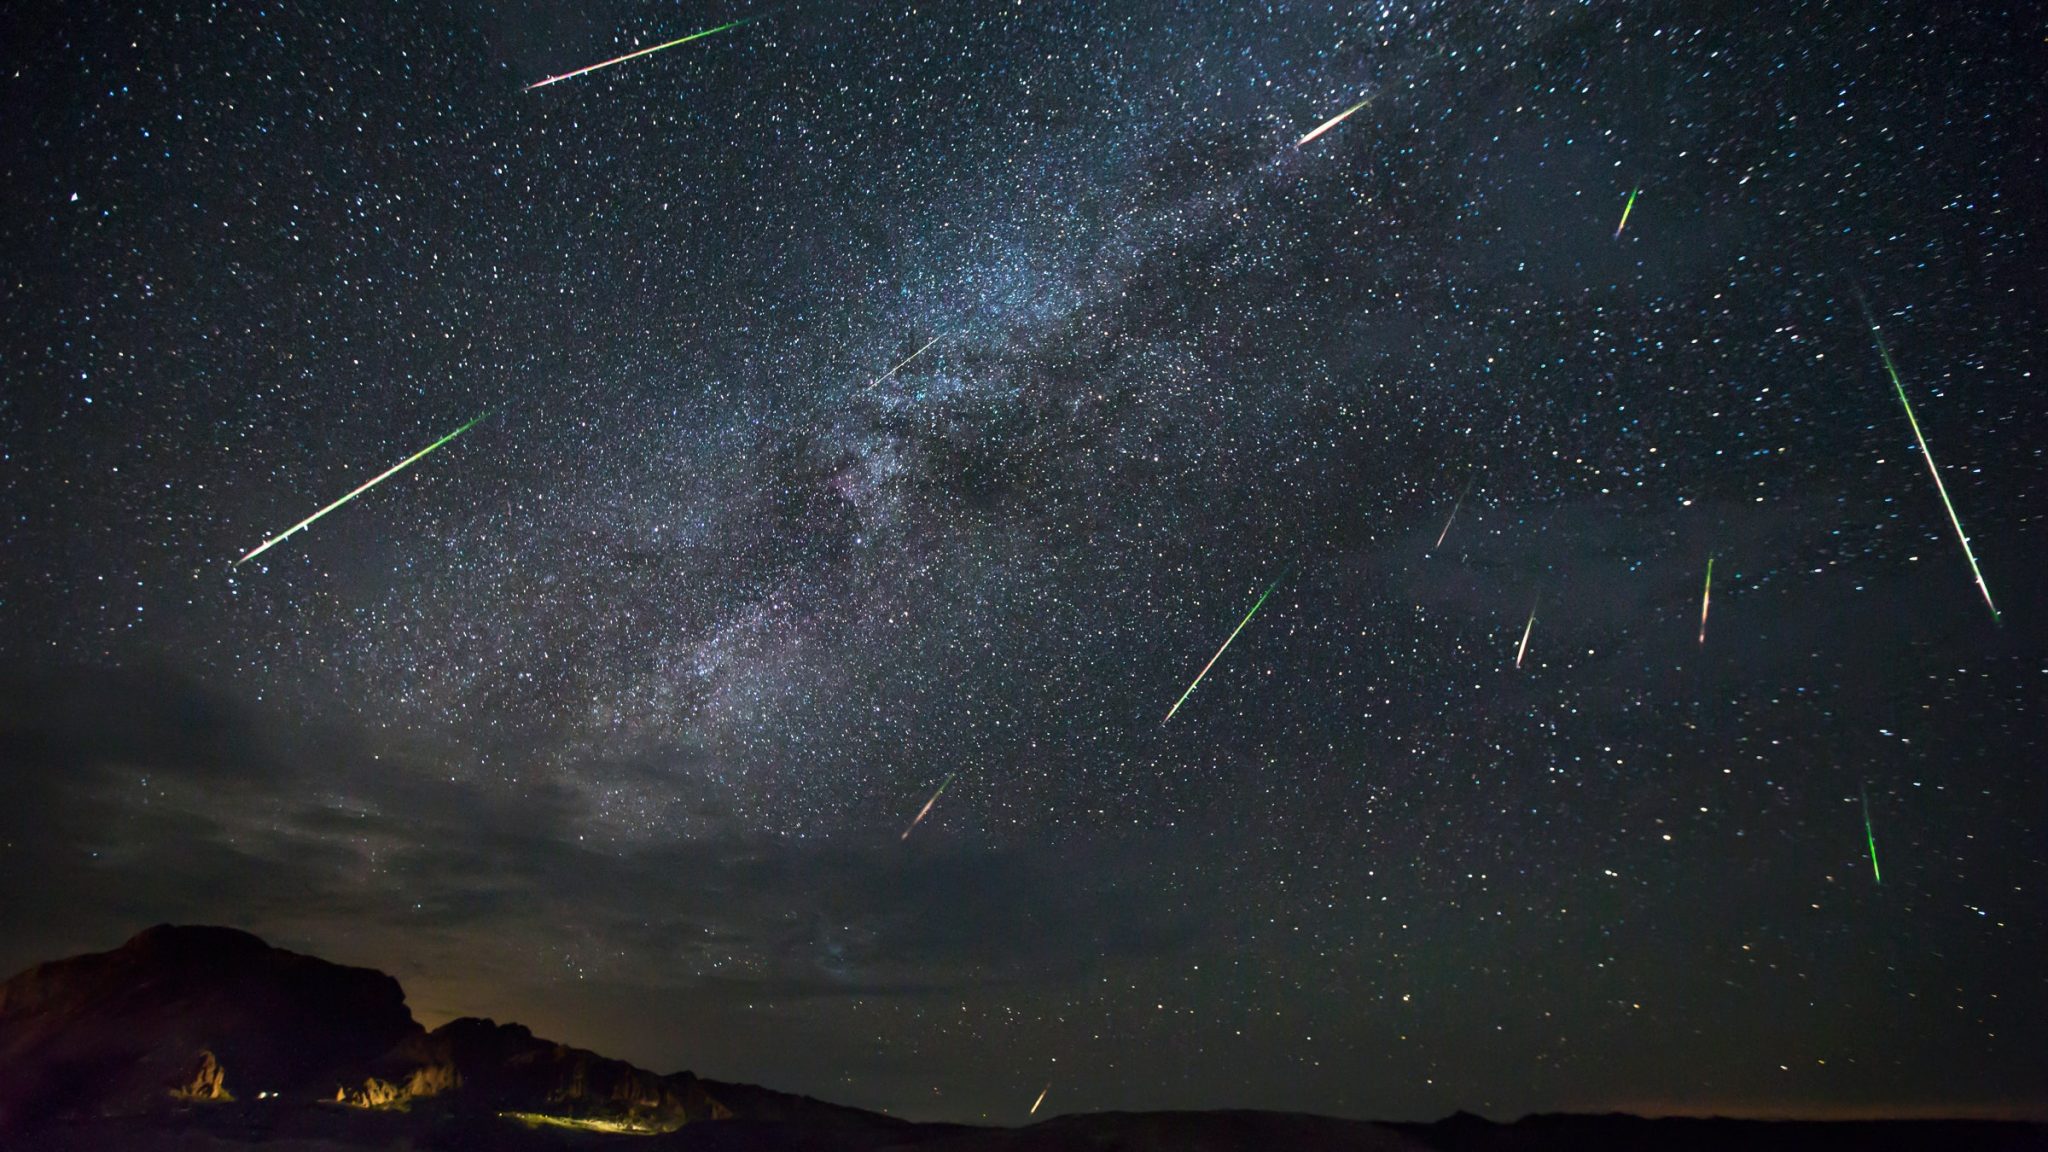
[{"x1": 4, "y1": 927, "x2": 2040, "y2": 1151}]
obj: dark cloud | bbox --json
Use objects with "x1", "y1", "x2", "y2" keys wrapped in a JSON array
[{"x1": 0, "y1": 670, "x2": 1221, "y2": 1078}]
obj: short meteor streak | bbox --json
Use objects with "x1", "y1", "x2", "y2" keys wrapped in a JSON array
[
  {"x1": 1297, "y1": 93, "x2": 1376, "y2": 147},
  {"x1": 1861, "y1": 783, "x2": 1881, "y2": 885},
  {"x1": 1030, "y1": 1084, "x2": 1050, "y2": 1115},
  {"x1": 900, "y1": 772, "x2": 955, "y2": 840},
  {"x1": 1698, "y1": 557, "x2": 1714, "y2": 645},
  {"x1": 1434, "y1": 477, "x2": 1474, "y2": 551},
  {"x1": 1514, "y1": 599, "x2": 1537, "y2": 669},
  {"x1": 236, "y1": 413, "x2": 489, "y2": 565},
  {"x1": 1164, "y1": 573, "x2": 1285, "y2": 723},
  {"x1": 1856, "y1": 292, "x2": 1998, "y2": 621},
  {"x1": 861, "y1": 333, "x2": 945, "y2": 394},
  {"x1": 1613, "y1": 186, "x2": 1639, "y2": 240},
  {"x1": 527, "y1": 15, "x2": 757, "y2": 90}
]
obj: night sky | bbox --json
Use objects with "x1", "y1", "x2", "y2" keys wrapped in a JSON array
[{"x1": 2, "y1": 0, "x2": 2043, "y2": 1127}]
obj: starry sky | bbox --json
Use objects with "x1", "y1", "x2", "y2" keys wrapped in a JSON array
[{"x1": 1, "y1": 0, "x2": 2043, "y2": 1127}]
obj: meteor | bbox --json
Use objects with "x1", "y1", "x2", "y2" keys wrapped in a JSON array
[
  {"x1": 1297, "y1": 93, "x2": 1375, "y2": 147},
  {"x1": 1030, "y1": 1084, "x2": 1050, "y2": 1115},
  {"x1": 527, "y1": 15, "x2": 758, "y2": 90},
  {"x1": 1856, "y1": 291, "x2": 1998, "y2": 621},
  {"x1": 1514, "y1": 599, "x2": 1537, "y2": 669},
  {"x1": 900, "y1": 772, "x2": 955, "y2": 840},
  {"x1": 862, "y1": 333, "x2": 945, "y2": 394},
  {"x1": 1164, "y1": 571, "x2": 1286, "y2": 723},
  {"x1": 1613, "y1": 186, "x2": 1639, "y2": 240},
  {"x1": 1698, "y1": 557, "x2": 1713, "y2": 645},
  {"x1": 1860, "y1": 783, "x2": 1881, "y2": 885},
  {"x1": 236, "y1": 412, "x2": 489, "y2": 565},
  {"x1": 1433, "y1": 477, "x2": 1474, "y2": 551}
]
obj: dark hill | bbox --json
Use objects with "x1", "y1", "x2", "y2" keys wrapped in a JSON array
[
  {"x1": 0, "y1": 925, "x2": 917, "y2": 1146},
  {"x1": 0, "y1": 924, "x2": 417, "y2": 1128}
]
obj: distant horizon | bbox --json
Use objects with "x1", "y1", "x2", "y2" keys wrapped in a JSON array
[{"x1": 7, "y1": 923, "x2": 2044, "y2": 1130}]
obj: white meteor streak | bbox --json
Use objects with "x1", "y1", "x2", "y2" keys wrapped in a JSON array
[
  {"x1": 1434, "y1": 477, "x2": 1474, "y2": 551},
  {"x1": 1030, "y1": 1084, "x2": 1050, "y2": 1114},
  {"x1": 862, "y1": 333, "x2": 946, "y2": 395},
  {"x1": 1297, "y1": 94, "x2": 1375, "y2": 147},
  {"x1": 1514, "y1": 601, "x2": 1536, "y2": 668}
]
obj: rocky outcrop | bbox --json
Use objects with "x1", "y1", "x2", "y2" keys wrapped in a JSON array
[
  {"x1": 347, "y1": 1017, "x2": 707, "y2": 1130},
  {"x1": 170, "y1": 1050, "x2": 231, "y2": 1102},
  {"x1": 0, "y1": 925, "x2": 419, "y2": 1130},
  {"x1": 334, "y1": 1060, "x2": 459, "y2": 1109}
]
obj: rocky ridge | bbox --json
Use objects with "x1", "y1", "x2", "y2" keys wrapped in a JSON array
[{"x1": 0, "y1": 924, "x2": 895, "y2": 1139}]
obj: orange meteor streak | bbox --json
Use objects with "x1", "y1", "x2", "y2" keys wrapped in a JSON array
[{"x1": 900, "y1": 773, "x2": 955, "y2": 841}]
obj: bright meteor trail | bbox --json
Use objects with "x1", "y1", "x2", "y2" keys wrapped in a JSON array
[
  {"x1": 1433, "y1": 477, "x2": 1474, "y2": 551},
  {"x1": 1856, "y1": 291, "x2": 1999, "y2": 621},
  {"x1": 1297, "y1": 94, "x2": 1375, "y2": 146},
  {"x1": 236, "y1": 413, "x2": 488, "y2": 566},
  {"x1": 862, "y1": 333, "x2": 945, "y2": 395},
  {"x1": 1164, "y1": 573, "x2": 1284, "y2": 723},
  {"x1": 1698, "y1": 557, "x2": 1713, "y2": 645},
  {"x1": 1861, "y1": 783, "x2": 1881, "y2": 885},
  {"x1": 526, "y1": 16, "x2": 757, "y2": 90},
  {"x1": 1030, "y1": 1085, "x2": 1050, "y2": 1114},
  {"x1": 1613, "y1": 186, "x2": 1639, "y2": 239},
  {"x1": 1514, "y1": 600, "x2": 1537, "y2": 669},
  {"x1": 900, "y1": 772, "x2": 955, "y2": 841}
]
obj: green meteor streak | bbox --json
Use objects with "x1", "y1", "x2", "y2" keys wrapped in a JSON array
[
  {"x1": 1861, "y1": 783, "x2": 1881, "y2": 885},
  {"x1": 236, "y1": 413, "x2": 489, "y2": 565},
  {"x1": 1164, "y1": 573, "x2": 1284, "y2": 723},
  {"x1": 527, "y1": 15, "x2": 760, "y2": 90},
  {"x1": 1613, "y1": 186, "x2": 1639, "y2": 239},
  {"x1": 1856, "y1": 291, "x2": 1999, "y2": 621}
]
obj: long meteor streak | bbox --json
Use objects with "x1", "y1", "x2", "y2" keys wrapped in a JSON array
[
  {"x1": 237, "y1": 413, "x2": 489, "y2": 565},
  {"x1": 901, "y1": 772, "x2": 955, "y2": 840},
  {"x1": 1030, "y1": 1085, "x2": 1050, "y2": 1115},
  {"x1": 1297, "y1": 94, "x2": 1375, "y2": 146},
  {"x1": 862, "y1": 333, "x2": 945, "y2": 394},
  {"x1": 527, "y1": 16, "x2": 757, "y2": 90},
  {"x1": 1613, "y1": 186, "x2": 1639, "y2": 239},
  {"x1": 1514, "y1": 600, "x2": 1537, "y2": 669},
  {"x1": 1698, "y1": 557, "x2": 1713, "y2": 645},
  {"x1": 1856, "y1": 292, "x2": 1998, "y2": 621},
  {"x1": 1861, "y1": 783, "x2": 1881, "y2": 885},
  {"x1": 1434, "y1": 477, "x2": 1474, "y2": 551},
  {"x1": 1164, "y1": 573, "x2": 1284, "y2": 723}
]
